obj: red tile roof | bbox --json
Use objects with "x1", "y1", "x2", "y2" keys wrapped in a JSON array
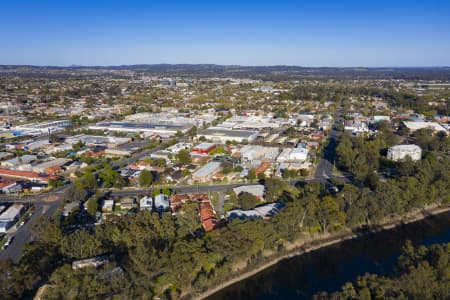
[
  {"x1": 202, "y1": 218, "x2": 219, "y2": 232},
  {"x1": 0, "y1": 168, "x2": 49, "y2": 182},
  {"x1": 0, "y1": 180, "x2": 16, "y2": 188},
  {"x1": 256, "y1": 161, "x2": 271, "y2": 175},
  {"x1": 200, "y1": 208, "x2": 216, "y2": 221},
  {"x1": 200, "y1": 201, "x2": 213, "y2": 210}
]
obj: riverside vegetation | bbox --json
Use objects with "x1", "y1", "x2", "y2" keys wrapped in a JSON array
[
  {"x1": 317, "y1": 241, "x2": 450, "y2": 300},
  {"x1": 0, "y1": 147, "x2": 449, "y2": 299}
]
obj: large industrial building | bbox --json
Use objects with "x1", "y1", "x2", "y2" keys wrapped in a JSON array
[
  {"x1": 402, "y1": 121, "x2": 447, "y2": 134},
  {"x1": 197, "y1": 128, "x2": 258, "y2": 143},
  {"x1": 12, "y1": 120, "x2": 71, "y2": 135},
  {"x1": 124, "y1": 112, "x2": 217, "y2": 127},
  {"x1": 88, "y1": 122, "x2": 191, "y2": 137},
  {"x1": 65, "y1": 134, "x2": 131, "y2": 147},
  {"x1": 219, "y1": 115, "x2": 283, "y2": 130},
  {"x1": 387, "y1": 144, "x2": 422, "y2": 161},
  {"x1": 238, "y1": 145, "x2": 280, "y2": 163}
]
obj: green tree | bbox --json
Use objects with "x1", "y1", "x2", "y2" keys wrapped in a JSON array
[
  {"x1": 139, "y1": 169, "x2": 153, "y2": 187},
  {"x1": 398, "y1": 157, "x2": 416, "y2": 177},
  {"x1": 315, "y1": 196, "x2": 346, "y2": 232},
  {"x1": 247, "y1": 168, "x2": 256, "y2": 180},
  {"x1": 188, "y1": 126, "x2": 197, "y2": 140},
  {"x1": 48, "y1": 178, "x2": 64, "y2": 188},
  {"x1": 177, "y1": 149, "x2": 192, "y2": 165},
  {"x1": 99, "y1": 166, "x2": 125, "y2": 188},
  {"x1": 175, "y1": 130, "x2": 183, "y2": 138},
  {"x1": 86, "y1": 197, "x2": 98, "y2": 216},
  {"x1": 66, "y1": 184, "x2": 89, "y2": 203},
  {"x1": 176, "y1": 202, "x2": 200, "y2": 238},
  {"x1": 78, "y1": 170, "x2": 97, "y2": 190},
  {"x1": 238, "y1": 192, "x2": 259, "y2": 210}
]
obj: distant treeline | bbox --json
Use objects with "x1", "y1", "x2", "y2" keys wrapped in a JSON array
[{"x1": 2, "y1": 64, "x2": 450, "y2": 80}]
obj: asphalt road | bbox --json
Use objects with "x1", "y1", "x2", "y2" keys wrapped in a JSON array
[
  {"x1": 314, "y1": 114, "x2": 342, "y2": 180},
  {"x1": 0, "y1": 197, "x2": 61, "y2": 263},
  {"x1": 314, "y1": 130, "x2": 339, "y2": 178}
]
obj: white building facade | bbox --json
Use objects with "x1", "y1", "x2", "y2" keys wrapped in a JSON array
[{"x1": 387, "y1": 145, "x2": 422, "y2": 161}]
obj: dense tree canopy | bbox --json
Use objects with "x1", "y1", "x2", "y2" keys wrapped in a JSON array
[{"x1": 323, "y1": 242, "x2": 450, "y2": 300}]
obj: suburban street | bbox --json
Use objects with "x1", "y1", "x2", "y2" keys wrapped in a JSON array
[
  {"x1": 0, "y1": 195, "x2": 61, "y2": 262},
  {"x1": 314, "y1": 101, "x2": 345, "y2": 178},
  {"x1": 314, "y1": 125, "x2": 341, "y2": 179}
]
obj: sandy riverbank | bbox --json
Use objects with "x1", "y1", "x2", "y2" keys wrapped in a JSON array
[{"x1": 187, "y1": 204, "x2": 450, "y2": 300}]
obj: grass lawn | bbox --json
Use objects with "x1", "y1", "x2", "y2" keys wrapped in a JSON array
[{"x1": 0, "y1": 236, "x2": 7, "y2": 249}]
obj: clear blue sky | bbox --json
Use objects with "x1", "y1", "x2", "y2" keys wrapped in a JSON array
[{"x1": 1, "y1": 0, "x2": 449, "y2": 67}]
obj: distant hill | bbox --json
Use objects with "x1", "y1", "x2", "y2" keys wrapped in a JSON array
[{"x1": 1, "y1": 64, "x2": 450, "y2": 81}]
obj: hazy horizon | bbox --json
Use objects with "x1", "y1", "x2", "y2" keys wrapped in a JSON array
[{"x1": 1, "y1": 63, "x2": 450, "y2": 68}]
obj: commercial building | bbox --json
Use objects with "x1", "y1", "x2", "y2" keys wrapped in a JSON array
[
  {"x1": 0, "y1": 204, "x2": 24, "y2": 232},
  {"x1": 402, "y1": 121, "x2": 447, "y2": 134},
  {"x1": 32, "y1": 158, "x2": 71, "y2": 173},
  {"x1": 219, "y1": 115, "x2": 282, "y2": 130},
  {"x1": 124, "y1": 112, "x2": 217, "y2": 128},
  {"x1": 233, "y1": 184, "x2": 265, "y2": 200},
  {"x1": 65, "y1": 134, "x2": 131, "y2": 147},
  {"x1": 198, "y1": 128, "x2": 258, "y2": 144},
  {"x1": 1, "y1": 155, "x2": 37, "y2": 168},
  {"x1": 289, "y1": 147, "x2": 309, "y2": 162},
  {"x1": 166, "y1": 142, "x2": 193, "y2": 154},
  {"x1": 387, "y1": 144, "x2": 422, "y2": 161},
  {"x1": 0, "y1": 168, "x2": 50, "y2": 183},
  {"x1": 88, "y1": 122, "x2": 190, "y2": 137},
  {"x1": 23, "y1": 139, "x2": 51, "y2": 151},
  {"x1": 192, "y1": 143, "x2": 216, "y2": 155},
  {"x1": 0, "y1": 180, "x2": 20, "y2": 194},
  {"x1": 13, "y1": 120, "x2": 70, "y2": 135},
  {"x1": 239, "y1": 145, "x2": 280, "y2": 163},
  {"x1": 191, "y1": 161, "x2": 221, "y2": 183},
  {"x1": 105, "y1": 143, "x2": 141, "y2": 157},
  {"x1": 46, "y1": 143, "x2": 73, "y2": 154}
]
